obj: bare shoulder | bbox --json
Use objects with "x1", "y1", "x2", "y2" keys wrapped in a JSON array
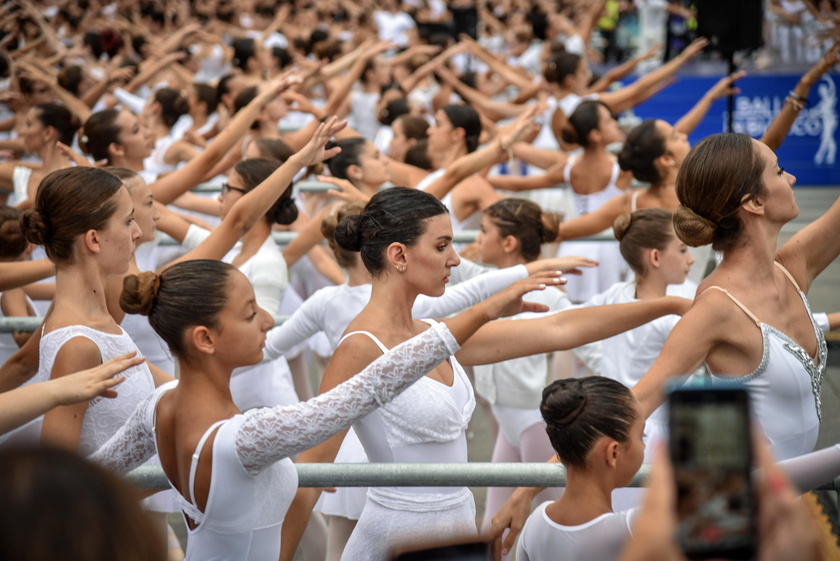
[{"x1": 50, "y1": 337, "x2": 103, "y2": 379}]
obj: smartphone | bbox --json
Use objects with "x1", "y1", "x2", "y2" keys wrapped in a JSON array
[
  {"x1": 391, "y1": 539, "x2": 492, "y2": 561},
  {"x1": 668, "y1": 387, "x2": 755, "y2": 560}
]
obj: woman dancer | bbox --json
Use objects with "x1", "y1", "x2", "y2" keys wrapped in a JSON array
[
  {"x1": 89, "y1": 258, "x2": 557, "y2": 561},
  {"x1": 634, "y1": 133, "x2": 835, "y2": 461},
  {"x1": 283, "y1": 187, "x2": 690, "y2": 561}
]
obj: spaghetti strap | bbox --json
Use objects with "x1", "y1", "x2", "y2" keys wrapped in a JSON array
[
  {"x1": 702, "y1": 286, "x2": 762, "y2": 327},
  {"x1": 189, "y1": 420, "x2": 226, "y2": 506},
  {"x1": 774, "y1": 261, "x2": 803, "y2": 293},
  {"x1": 338, "y1": 330, "x2": 389, "y2": 354},
  {"x1": 630, "y1": 190, "x2": 641, "y2": 212}
]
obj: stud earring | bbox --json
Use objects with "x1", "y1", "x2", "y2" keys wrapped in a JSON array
[{"x1": 398, "y1": 265, "x2": 406, "y2": 272}]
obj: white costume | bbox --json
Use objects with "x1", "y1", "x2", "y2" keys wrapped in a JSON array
[
  {"x1": 90, "y1": 322, "x2": 462, "y2": 561},
  {"x1": 339, "y1": 321, "x2": 477, "y2": 561},
  {"x1": 705, "y1": 263, "x2": 826, "y2": 461},
  {"x1": 558, "y1": 157, "x2": 628, "y2": 302}
]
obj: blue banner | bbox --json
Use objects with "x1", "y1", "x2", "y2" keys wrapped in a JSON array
[{"x1": 626, "y1": 73, "x2": 839, "y2": 186}]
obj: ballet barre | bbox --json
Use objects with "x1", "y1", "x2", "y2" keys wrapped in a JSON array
[
  {"x1": 125, "y1": 462, "x2": 840, "y2": 493},
  {"x1": 0, "y1": 315, "x2": 291, "y2": 333}
]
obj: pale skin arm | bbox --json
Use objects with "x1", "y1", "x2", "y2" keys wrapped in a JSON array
[
  {"x1": 557, "y1": 192, "x2": 630, "y2": 240},
  {"x1": 423, "y1": 106, "x2": 539, "y2": 201},
  {"x1": 40, "y1": 337, "x2": 103, "y2": 450},
  {"x1": 0, "y1": 260, "x2": 55, "y2": 291},
  {"x1": 0, "y1": 289, "x2": 35, "y2": 347},
  {"x1": 0, "y1": 315, "x2": 43, "y2": 392},
  {"x1": 775, "y1": 189, "x2": 840, "y2": 292},
  {"x1": 761, "y1": 41, "x2": 840, "y2": 151},
  {"x1": 0, "y1": 352, "x2": 144, "y2": 435},
  {"x1": 457, "y1": 297, "x2": 691, "y2": 365},
  {"x1": 674, "y1": 71, "x2": 746, "y2": 135},
  {"x1": 150, "y1": 74, "x2": 302, "y2": 206},
  {"x1": 587, "y1": 43, "x2": 663, "y2": 94}
]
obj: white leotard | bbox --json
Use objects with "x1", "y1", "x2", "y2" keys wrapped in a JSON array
[
  {"x1": 704, "y1": 263, "x2": 826, "y2": 461},
  {"x1": 339, "y1": 320, "x2": 478, "y2": 561},
  {"x1": 36, "y1": 325, "x2": 155, "y2": 455},
  {"x1": 516, "y1": 502, "x2": 636, "y2": 561},
  {"x1": 558, "y1": 157, "x2": 629, "y2": 302},
  {"x1": 10, "y1": 165, "x2": 32, "y2": 206},
  {"x1": 89, "y1": 322, "x2": 461, "y2": 561}
]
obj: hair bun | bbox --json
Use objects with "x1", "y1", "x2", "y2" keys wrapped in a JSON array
[
  {"x1": 20, "y1": 208, "x2": 50, "y2": 247},
  {"x1": 541, "y1": 378, "x2": 588, "y2": 427},
  {"x1": 672, "y1": 204, "x2": 717, "y2": 247},
  {"x1": 612, "y1": 212, "x2": 633, "y2": 241},
  {"x1": 120, "y1": 271, "x2": 161, "y2": 316},
  {"x1": 333, "y1": 213, "x2": 363, "y2": 252}
]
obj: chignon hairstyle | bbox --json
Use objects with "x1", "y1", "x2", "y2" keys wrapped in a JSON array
[
  {"x1": 334, "y1": 187, "x2": 448, "y2": 275},
  {"x1": 33, "y1": 103, "x2": 82, "y2": 147},
  {"x1": 673, "y1": 133, "x2": 766, "y2": 251},
  {"x1": 543, "y1": 51, "x2": 581, "y2": 86},
  {"x1": 121, "y1": 260, "x2": 235, "y2": 359},
  {"x1": 483, "y1": 198, "x2": 560, "y2": 262},
  {"x1": 20, "y1": 167, "x2": 124, "y2": 264},
  {"x1": 441, "y1": 104, "x2": 481, "y2": 154},
  {"x1": 325, "y1": 138, "x2": 368, "y2": 182},
  {"x1": 80, "y1": 109, "x2": 121, "y2": 163},
  {"x1": 613, "y1": 208, "x2": 675, "y2": 275},
  {"x1": 321, "y1": 201, "x2": 366, "y2": 269},
  {"x1": 232, "y1": 158, "x2": 299, "y2": 225},
  {"x1": 0, "y1": 206, "x2": 27, "y2": 259},
  {"x1": 617, "y1": 120, "x2": 667, "y2": 184},
  {"x1": 152, "y1": 88, "x2": 190, "y2": 129},
  {"x1": 541, "y1": 377, "x2": 638, "y2": 468},
  {"x1": 561, "y1": 100, "x2": 613, "y2": 148}
]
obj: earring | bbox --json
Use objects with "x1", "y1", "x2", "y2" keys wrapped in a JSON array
[
  {"x1": 670, "y1": 160, "x2": 677, "y2": 167},
  {"x1": 397, "y1": 265, "x2": 406, "y2": 272}
]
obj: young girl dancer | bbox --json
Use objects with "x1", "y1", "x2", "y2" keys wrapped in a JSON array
[
  {"x1": 472, "y1": 198, "x2": 602, "y2": 534},
  {"x1": 90, "y1": 258, "x2": 559, "y2": 561}
]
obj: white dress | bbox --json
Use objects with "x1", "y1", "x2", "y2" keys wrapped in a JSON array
[
  {"x1": 90, "y1": 322, "x2": 462, "y2": 561},
  {"x1": 339, "y1": 321, "x2": 478, "y2": 561}
]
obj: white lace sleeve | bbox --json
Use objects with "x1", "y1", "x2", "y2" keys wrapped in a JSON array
[
  {"x1": 87, "y1": 384, "x2": 172, "y2": 473},
  {"x1": 235, "y1": 321, "x2": 460, "y2": 475}
]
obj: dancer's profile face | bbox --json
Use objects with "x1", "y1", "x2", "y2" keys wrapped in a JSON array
[{"x1": 401, "y1": 214, "x2": 460, "y2": 297}]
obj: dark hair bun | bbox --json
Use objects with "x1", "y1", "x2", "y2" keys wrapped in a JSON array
[
  {"x1": 540, "y1": 211, "x2": 560, "y2": 243},
  {"x1": 120, "y1": 271, "x2": 161, "y2": 316},
  {"x1": 266, "y1": 196, "x2": 299, "y2": 226},
  {"x1": 560, "y1": 123, "x2": 579, "y2": 145},
  {"x1": 20, "y1": 208, "x2": 50, "y2": 247},
  {"x1": 541, "y1": 378, "x2": 588, "y2": 428},
  {"x1": 672, "y1": 204, "x2": 716, "y2": 247},
  {"x1": 333, "y1": 214, "x2": 363, "y2": 252},
  {"x1": 612, "y1": 212, "x2": 633, "y2": 241}
]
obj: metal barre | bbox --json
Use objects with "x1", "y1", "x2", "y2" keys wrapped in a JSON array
[{"x1": 125, "y1": 462, "x2": 840, "y2": 492}]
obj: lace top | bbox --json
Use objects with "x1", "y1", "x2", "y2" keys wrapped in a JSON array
[
  {"x1": 704, "y1": 263, "x2": 827, "y2": 460},
  {"x1": 36, "y1": 325, "x2": 154, "y2": 456},
  {"x1": 89, "y1": 323, "x2": 460, "y2": 561}
]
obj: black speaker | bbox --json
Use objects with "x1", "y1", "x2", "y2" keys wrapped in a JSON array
[{"x1": 695, "y1": 0, "x2": 764, "y2": 53}]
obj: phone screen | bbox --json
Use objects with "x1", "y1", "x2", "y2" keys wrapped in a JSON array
[{"x1": 668, "y1": 388, "x2": 755, "y2": 560}]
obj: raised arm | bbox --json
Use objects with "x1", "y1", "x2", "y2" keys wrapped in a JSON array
[
  {"x1": 674, "y1": 71, "x2": 746, "y2": 135},
  {"x1": 776, "y1": 191, "x2": 840, "y2": 292},
  {"x1": 598, "y1": 37, "x2": 709, "y2": 114},
  {"x1": 150, "y1": 74, "x2": 301, "y2": 206},
  {"x1": 557, "y1": 191, "x2": 630, "y2": 240},
  {"x1": 423, "y1": 106, "x2": 539, "y2": 200},
  {"x1": 162, "y1": 117, "x2": 346, "y2": 269},
  {"x1": 761, "y1": 41, "x2": 840, "y2": 151}
]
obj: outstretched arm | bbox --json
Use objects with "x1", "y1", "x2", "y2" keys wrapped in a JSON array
[
  {"x1": 457, "y1": 296, "x2": 691, "y2": 365},
  {"x1": 674, "y1": 71, "x2": 746, "y2": 135}
]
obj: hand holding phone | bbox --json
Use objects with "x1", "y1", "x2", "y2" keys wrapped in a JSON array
[{"x1": 668, "y1": 388, "x2": 755, "y2": 560}]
